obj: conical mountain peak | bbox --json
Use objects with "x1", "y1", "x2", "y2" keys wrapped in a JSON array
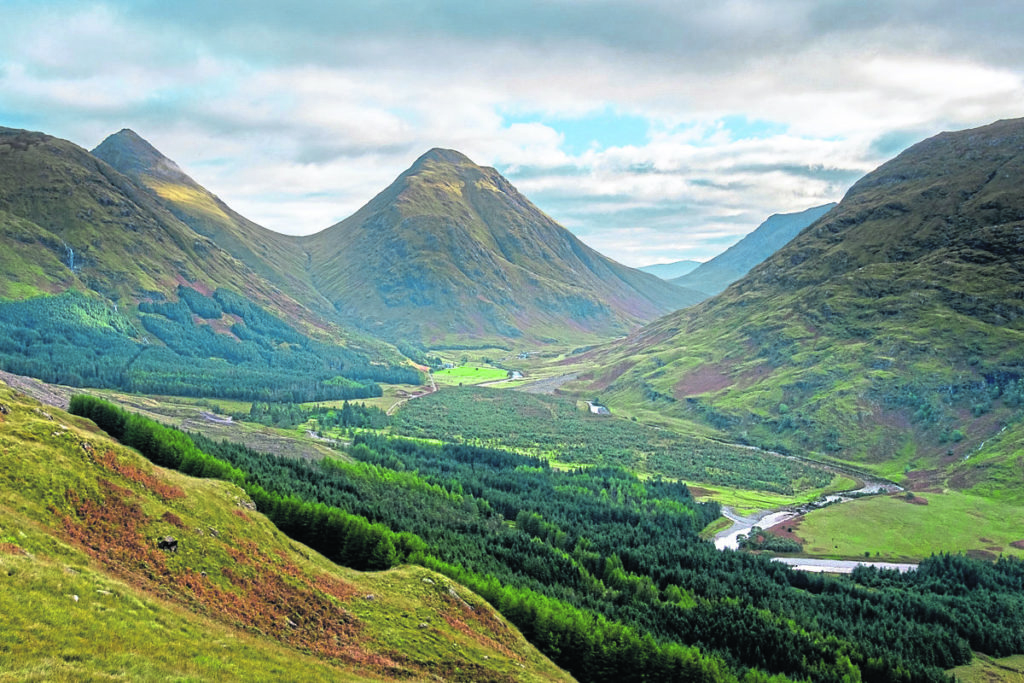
[
  {"x1": 304, "y1": 146, "x2": 702, "y2": 344},
  {"x1": 413, "y1": 148, "x2": 475, "y2": 167},
  {"x1": 92, "y1": 129, "x2": 186, "y2": 182}
]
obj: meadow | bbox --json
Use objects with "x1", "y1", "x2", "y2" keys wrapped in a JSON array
[
  {"x1": 788, "y1": 491, "x2": 1024, "y2": 561},
  {"x1": 431, "y1": 365, "x2": 510, "y2": 385}
]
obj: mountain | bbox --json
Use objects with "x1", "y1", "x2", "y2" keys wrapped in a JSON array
[
  {"x1": 91, "y1": 131, "x2": 708, "y2": 347},
  {"x1": 0, "y1": 127, "x2": 330, "y2": 331},
  {"x1": 0, "y1": 127, "x2": 254, "y2": 303},
  {"x1": 670, "y1": 203, "x2": 836, "y2": 296},
  {"x1": 577, "y1": 118, "x2": 1024, "y2": 495},
  {"x1": 0, "y1": 381, "x2": 569, "y2": 681},
  {"x1": 638, "y1": 259, "x2": 703, "y2": 280},
  {"x1": 303, "y1": 148, "x2": 705, "y2": 345},
  {"x1": 0, "y1": 127, "x2": 411, "y2": 399},
  {"x1": 91, "y1": 130, "x2": 330, "y2": 315}
]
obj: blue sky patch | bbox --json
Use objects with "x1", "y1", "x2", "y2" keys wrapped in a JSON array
[
  {"x1": 503, "y1": 108, "x2": 650, "y2": 154},
  {"x1": 717, "y1": 115, "x2": 788, "y2": 140}
]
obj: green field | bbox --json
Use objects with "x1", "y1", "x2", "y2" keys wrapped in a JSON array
[
  {"x1": 791, "y1": 491, "x2": 1024, "y2": 562},
  {"x1": 432, "y1": 366, "x2": 509, "y2": 385},
  {"x1": 949, "y1": 654, "x2": 1024, "y2": 682}
]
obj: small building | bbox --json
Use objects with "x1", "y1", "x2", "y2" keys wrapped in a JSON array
[{"x1": 586, "y1": 401, "x2": 611, "y2": 416}]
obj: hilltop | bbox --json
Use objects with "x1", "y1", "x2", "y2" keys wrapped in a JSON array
[
  {"x1": 0, "y1": 127, "x2": 415, "y2": 402},
  {"x1": 91, "y1": 129, "x2": 330, "y2": 315},
  {"x1": 303, "y1": 148, "x2": 705, "y2": 345}
]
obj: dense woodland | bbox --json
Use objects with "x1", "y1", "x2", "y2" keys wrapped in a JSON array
[
  {"x1": 70, "y1": 394, "x2": 1024, "y2": 683},
  {"x1": 0, "y1": 288, "x2": 419, "y2": 400}
]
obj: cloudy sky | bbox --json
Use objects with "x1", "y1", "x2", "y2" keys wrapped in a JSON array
[{"x1": 3, "y1": 1, "x2": 1024, "y2": 266}]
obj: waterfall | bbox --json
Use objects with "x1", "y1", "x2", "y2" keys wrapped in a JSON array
[{"x1": 62, "y1": 241, "x2": 75, "y2": 270}]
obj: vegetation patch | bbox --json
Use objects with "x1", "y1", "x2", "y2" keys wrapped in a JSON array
[
  {"x1": 393, "y1": 386, "x2": 833, "y2": 495},
  {"x1": 0, "y1": 384, "x2": 571, "y2": 682},
  {"x1": 0, "y1": 288, "x2": 419, "y2": 403},
  {"x1": 948, "y1": 653, "x2": 1024, "y2": 682}
]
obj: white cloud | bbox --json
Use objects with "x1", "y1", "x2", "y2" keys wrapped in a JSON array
[{"x1": 2, "y1": 1, "x2": 1024, "y2": 265}]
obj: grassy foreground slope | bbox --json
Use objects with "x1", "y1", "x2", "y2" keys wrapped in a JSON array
[
  {"x1": 575, "y1": 118, "x2": 1024, "y2": 494},
  {"x1": 0, "y1": 382, "x2": 570, "y2": 682}
]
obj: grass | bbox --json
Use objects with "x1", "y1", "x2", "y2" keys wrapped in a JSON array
[
  {"x1": 432, "y1": 366, "x2": 509, "y2": 386},
  {"x1": 790, "y1": 491, "x2": 1024, "y2": 562},
  {"x1": 687, "y1": 472, "x2": 857, "y2": 515},
  {"x1": 699, "y1": 516, "x2": 734, "y2": 539},
  {"x1": 0, "y1": 383, "x2": 571, "y2": 682},
  {"x1": 305, "y1": 384, "x2": 427, "y2": 413},
  {"x1": 0, "y1": 548, "x2": 368, "y2": 683}
]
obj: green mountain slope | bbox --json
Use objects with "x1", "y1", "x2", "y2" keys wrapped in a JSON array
[
  {"x1": 92, "y1": 132, "x2": 707, "y2": 348},
  {"x1": 0, "y1": 381, "x2": 570, "y2": 681},
  {"x1": 304, "y1": 149, "x2": 705, "y2": 345},
  {"x1": 671, "y1": 203, "x2": 836, "y2": 297},
  {"x1": 578, "y1": 118, "x2": 1024, "y2": 493},
  {"x1": 91, "y1": 129, "x2": 331, "y2": 316},
  {"x1": 0, "y1": 128, "x2": 271, "y2": 309}
]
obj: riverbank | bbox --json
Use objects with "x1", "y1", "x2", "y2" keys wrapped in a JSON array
[
  {"x1": 770, "y1": 557, "x2": 918, "y2": 574},
  {"x1": 713, "y1": 476, "x2": 901, "y2": 552}
]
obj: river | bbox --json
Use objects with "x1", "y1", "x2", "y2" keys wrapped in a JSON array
[
  {"x1": 770, "y1": 557, "x2": 918, "y2": 574},
  {"x1": 711, "y1": 475, "x2": 916, "y2": 572}
]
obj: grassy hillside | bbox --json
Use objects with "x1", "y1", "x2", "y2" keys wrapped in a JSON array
[
  {"x1": 574, "y1": 118, "x2": 1024, "y2": 496},
  {"x1": 0, "y1": 382, "x2": 570, "y2": 682},
  {"x1": 0, "y1": 128, "x2": 268, "y2": 310},
  {"x1": 0, "y1": 127, "x2": 401, "y2": 362}
]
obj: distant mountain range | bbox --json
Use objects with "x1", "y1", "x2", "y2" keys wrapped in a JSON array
[
  {"x1": 670, "y1": 204, "x2": 836, "y2": 297},
  {"x1": 579, "y1": 117, "x2": 1024, "y2": 498},
  {"x1": 637, "y1": 259, "x2": 703, "y2": 280}
]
